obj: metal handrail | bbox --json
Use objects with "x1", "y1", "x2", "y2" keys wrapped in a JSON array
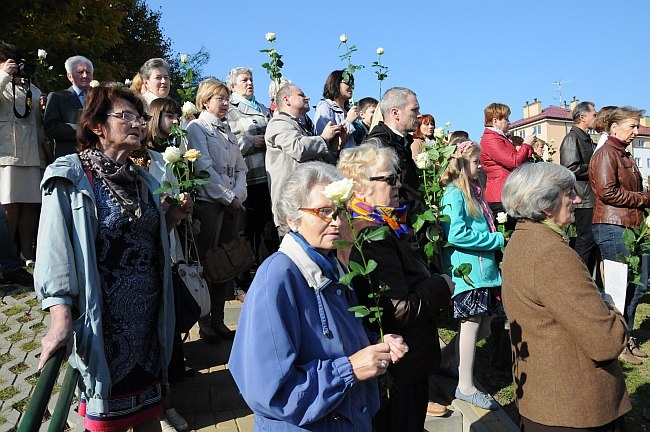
[{"x1": 17, "y1": 348, "x2": 79, "y2": 432}]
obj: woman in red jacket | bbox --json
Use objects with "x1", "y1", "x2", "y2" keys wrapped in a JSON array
[{"x1": 479, "y1": 103, "x2": 537, "y2": 228}]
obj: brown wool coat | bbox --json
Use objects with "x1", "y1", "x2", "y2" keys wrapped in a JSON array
[{"x1": 501, "y1": 221, "x2": 631, "y2": 428}]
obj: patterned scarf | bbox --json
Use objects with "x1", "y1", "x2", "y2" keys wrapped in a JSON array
[
  {"x1": 471, "y1": 183, "x2": 496, "y2": 233},
  {"x1": 348, "y1": 196, "x2": 409, "y2": 238},
  {"x1": 79, "y1": 148, "x2": 148, "y2": 221}
]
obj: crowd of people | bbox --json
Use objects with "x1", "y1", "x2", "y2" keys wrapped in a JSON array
[{"x1": 0, "y1": 39, "x2": 647, "y2": 432}]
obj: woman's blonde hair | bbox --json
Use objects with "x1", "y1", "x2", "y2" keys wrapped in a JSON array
[
  {"x1": 440, "y1": 139, "x2": 482, "y2": 219},
  {"x1": 196, "y1": 78, "x2": 230, "y2": 111},
  {"x1": 337, "y1": 143, "x2": 399, "y2": 195}
]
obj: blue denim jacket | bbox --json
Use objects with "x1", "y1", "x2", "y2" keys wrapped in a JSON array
[{"x1": 34, "y1": 154, "x2": 174, "y2": 414}]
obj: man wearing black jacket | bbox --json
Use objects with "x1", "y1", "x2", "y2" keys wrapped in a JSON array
[
  {"x1": 560, "y1": 101, "x2": 598, "y2": 270},
  {"x1": 363, "y1": 87, "x2": 423, "y2": 215}
]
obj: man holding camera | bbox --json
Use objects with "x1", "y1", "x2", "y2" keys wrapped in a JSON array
[
  {"x1": 0, "y1": 43, "x2": 44, "y2": 266},
  {"x1": 43, "y1": 55, "x2": 94, "y2": 158}
]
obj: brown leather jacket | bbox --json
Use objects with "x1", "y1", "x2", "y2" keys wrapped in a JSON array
[{"x1": 589, "y1": 138, "x2": 650, "y2": 228}]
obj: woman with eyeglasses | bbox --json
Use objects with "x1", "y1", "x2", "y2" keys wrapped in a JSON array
[
  {"x1": 34, "y1": 85, "x2": 192, "y2": 431},
  {"x1": 229, "y1": 161, "x2": 408, "y2": 431},
  {"x1": 186, "y1": 78, "x2": 248, "y2": 343},
  {"x1": 337, "y1": 143, "x2": 453, "y2": 432}
]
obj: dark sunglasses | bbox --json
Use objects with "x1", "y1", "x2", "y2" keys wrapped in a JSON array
[{"x1": 369, "y1": 173, "x2": 400, "y2": 186}]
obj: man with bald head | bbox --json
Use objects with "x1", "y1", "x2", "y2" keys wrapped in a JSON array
[{"x1": 265, "y1": 84, "x2": 342, "y2": 236}]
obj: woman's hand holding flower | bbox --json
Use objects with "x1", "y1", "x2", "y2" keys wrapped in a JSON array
[
  {"x1": 348, "y1": 342, "x2": 392, "y2": 381},
  {"x1": 346, "y1": 106, "x2": 359, "y2": 123}
]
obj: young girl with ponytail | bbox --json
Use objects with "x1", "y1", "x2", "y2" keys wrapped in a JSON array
[{"x1": 440, "y1": 139, "x2": 505, "y2": 410}]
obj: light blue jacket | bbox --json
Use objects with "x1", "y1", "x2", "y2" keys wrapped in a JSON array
[
  {"x1": 34, "y1": 154, "x2": 175, "y2": 414},
  {"x1": 229, "y1": 234, "x2": 379, "y2": 431},
  {"x1": 441, "y1": 184, "x2": 504, "y2": 296},
  {"x1": 314, "y1": 99, "x2": 357, "y2": 150}
]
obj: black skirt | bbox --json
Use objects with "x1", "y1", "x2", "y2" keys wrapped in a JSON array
[{"x1": 452, "y1": 287, "x2": 503, "y2": 319}]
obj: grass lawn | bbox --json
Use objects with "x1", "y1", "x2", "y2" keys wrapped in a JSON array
[{"x1": 438, "y1": 293, "x2": 650, "y2": 431}]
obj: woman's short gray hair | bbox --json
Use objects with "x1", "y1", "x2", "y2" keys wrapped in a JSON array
[
  {"x1": 139, "y1": 58, "x2": 170, "y2": 79},
  {"x1": 502, "y1": 162, "x2": 576, "y2": 221},
  {"x1": 226, "y1": 67, "x2": 253, "y2": 89},
  {"x1": 275, "y1": 162, "x2": 343, "y2": 225}
]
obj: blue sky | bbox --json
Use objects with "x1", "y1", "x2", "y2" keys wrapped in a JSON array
[{"x1": 148, "y1": 0, "x2": 649, "y2": 139}]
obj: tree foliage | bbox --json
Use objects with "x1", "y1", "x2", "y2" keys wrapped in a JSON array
[{"x1": 0, "y1": 0, "x2": 174, "y2": 93}]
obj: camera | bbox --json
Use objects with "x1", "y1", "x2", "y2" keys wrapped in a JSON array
[{"x1": 15, "y1": 60, "x2": 36, "y2": 78}]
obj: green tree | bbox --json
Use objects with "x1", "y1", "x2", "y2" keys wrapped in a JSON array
[{"x1": 0, "y1": 0, "x2": 176, "y2": 93}]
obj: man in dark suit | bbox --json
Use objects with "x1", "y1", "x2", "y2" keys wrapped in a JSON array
[{"x1": 44, "y1": 55, "x2": 93, "y2": 158}]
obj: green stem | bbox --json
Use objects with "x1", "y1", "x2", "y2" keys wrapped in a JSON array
[{"x1": 345, "y1": 210, "x2": 384, "y2": 340}]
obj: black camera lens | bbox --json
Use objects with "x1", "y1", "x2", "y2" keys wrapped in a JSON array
[{"x1": 17, "y1": 60, "x2": 36, "y2": 78}]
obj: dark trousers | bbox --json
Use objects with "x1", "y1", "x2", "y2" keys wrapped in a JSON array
[
  {"x1": 193, "y1": 200, "x2": 239, "y2": 324},
  {"x1": 374, "y1": 379, "x2": 428, "y2": 432},
  {"x1": 572, "y1": 208, "x2": 600, "y2": 269},
  {"x1": 242, "y1": 182, "x2": 277, "y2": 264}
]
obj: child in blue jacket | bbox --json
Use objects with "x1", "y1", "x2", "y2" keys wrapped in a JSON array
[{"x1": 440, "y1": 140, "x2": 505, "y2": 410}]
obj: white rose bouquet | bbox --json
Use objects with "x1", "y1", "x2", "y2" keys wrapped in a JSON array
[{"x1": 155, "y1": 125, "x2": 210, "y2": 204}]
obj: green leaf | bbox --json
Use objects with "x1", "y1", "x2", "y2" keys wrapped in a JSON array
[
  {"x1": 339, "y1": 271, "x2": 358, "y2": 286},
  {"x1": 423, "y1": 241, "x2": 434, "y2": 260},
  {"x1": 349, "y1": 261, "x2": 364, "y2": 274},
  {"x1": 348, "y1": 305, "x2": 370, "y2": 318},
  {"x1": 333, "y1": 239, "x2": 354, "y2": 248},
  {"x1": 365, "y1": 259, "x2": 378, "y2": 275},
  {"x1": 622, "y1": 228, "x2": 636, "y2": 248},
  {"x1": 365, "y1": 226, "x2": 390, "y2": 241}
]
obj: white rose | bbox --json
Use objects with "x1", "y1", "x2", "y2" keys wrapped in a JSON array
[
  {"x1": 37, "y1": 49, "x2": 47, "y2": 59},
  {"x1": 265, "y1": 32, "x2": 276, "y2": 42},
  {"x1": 339, "y1": 34, "x2": 348, "y2": 43},
  {"x1": 645, "y1": 215, "x2": 650, "y2": 228},
  {"x1": 496, "y1": 212, "x2": 508, "y2": 224},
  {"x1": 376, "y1": 47, "x2": 384, "y2": 55},
  {"x1": 162, "y1": 146, "x2": 182, "y2": 164},
  {"x1": 124, "y1": 78, "x2": 132, "y2": 86},
  {"x1": 89, "y1": 80, "x2": 100, "y2": 88},
  {"x1": 434, "y1": 127, "x2": 445, "y2": 139},
  {"x1": 445, "y1": 121, "x2": 452, "y2": 128},
  {"x1": 322, "y1": 178, "x2": 355, "y2": 205},
  {"x1": 182, "y1": 101, "x2": 199, "y2": 117},
  {"x1": 415, "y1": 152, "x2": 434, "y2": 170}
]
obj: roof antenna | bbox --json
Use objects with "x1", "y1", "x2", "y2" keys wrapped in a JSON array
[{"x1": 552, "y1": 80, "x2": 571, "y2": 106}]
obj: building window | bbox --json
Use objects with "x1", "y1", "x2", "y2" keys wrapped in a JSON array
[
  {"x1": 533, "y1": 125, "x2": 542, "y2": 135},
  {"x1": 647, "y1": 158, "x2": 650, "y2": 168},
  {"x1": 636, "y1": 157, "x2": 641, "y2": 166},
  {"x1": 518, "y1": 130, "x2": 526, "y2": 138}
]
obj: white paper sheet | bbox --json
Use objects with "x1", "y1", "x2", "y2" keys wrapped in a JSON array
[{"x1": 602, "y1": 259, "x2": 628, "y2": 313}]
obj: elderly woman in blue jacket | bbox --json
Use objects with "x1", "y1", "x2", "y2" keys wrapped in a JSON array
[
  {"x1": 440, "y1": 140, "x2": 505, "y2": 410},
  {"x1": 229, "y1": 161, "x2": 408, "y2": 431},
  {"x1": 34, "y1": 85, "x2": 191, "y2": 432}
]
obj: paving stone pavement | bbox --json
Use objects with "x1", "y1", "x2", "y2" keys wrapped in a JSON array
[
  {"x1": 0, "y1": 285, "x2": 517, "y2": 432},
  {"x1": 0, "y1": 282, "x2": 81, "y2": 432}
]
